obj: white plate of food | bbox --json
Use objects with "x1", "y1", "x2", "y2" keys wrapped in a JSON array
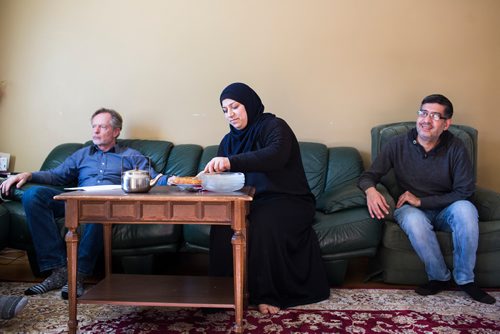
[{"x1": 168, "y1": 176, "x2": 203, "y2": 191}]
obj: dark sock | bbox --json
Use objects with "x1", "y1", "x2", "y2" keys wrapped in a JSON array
[
  {"x1": 459, "y1": 283, "x2": 496, "y2": 304},
  {"x1": 415, "y1": 280, "x2": 450, "y2": 296},
  {"x1": 24, "y1": 267, "x2": 67, "y2": 295},
  {"x1": 61, "y1": 273, "x2": 87, "y2": 300}
]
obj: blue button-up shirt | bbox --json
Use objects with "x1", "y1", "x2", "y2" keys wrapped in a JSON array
[{"x1": 31, "y1": 144, "x2": 166, "y2": 187}]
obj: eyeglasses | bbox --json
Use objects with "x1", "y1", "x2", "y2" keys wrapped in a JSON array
[{"x1": 417, "y1": 110, "x2": 448, "y2": 121}]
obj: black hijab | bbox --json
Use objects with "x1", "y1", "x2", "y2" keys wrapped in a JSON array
[{"x1": 219, "y1": 82, "x2": 275, "y2": 156}]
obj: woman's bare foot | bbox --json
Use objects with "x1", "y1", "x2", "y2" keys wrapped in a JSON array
[{"x1": 258, "y1": 304, "x2": 280, "y2": 314}]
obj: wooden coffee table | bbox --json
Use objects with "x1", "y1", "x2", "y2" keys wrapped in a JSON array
[{"x1": 55, "y1": 185, "x2": 254, "y2": 333}]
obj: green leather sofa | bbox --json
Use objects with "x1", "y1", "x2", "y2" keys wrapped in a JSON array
[
  {"x1": 0, "y1": 204, "x2": 9, "y2": 251},
  {"x1": 370, "y1": 122, "x2": 500, "y2": 287},
  {"x1": 0, "y1": 139, "x2": 382, "y2": 285}
]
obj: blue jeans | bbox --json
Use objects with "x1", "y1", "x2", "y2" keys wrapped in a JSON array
[
  {"x1": 22, "y1": 186, "x2": 103, "y2": 276},
  {"x1": 394, "y1": 200, "x2": 478, "y2": 285}
]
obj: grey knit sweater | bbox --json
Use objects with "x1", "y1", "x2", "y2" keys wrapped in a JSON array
[{"x1": 358, "y1": 128, "x2": 475, "y2": 210}]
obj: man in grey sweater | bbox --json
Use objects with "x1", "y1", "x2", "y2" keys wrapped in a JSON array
[{"x1": 358, "y1": 94, "x2": 495, "y2": 304}]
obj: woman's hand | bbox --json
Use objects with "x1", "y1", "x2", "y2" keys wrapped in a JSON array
[
  {"x1": 204, "y1": 157, "x2": 231, "y2": 173},
  {"x1": 166, "y1": 176, "x2": 176, "y2": 185}
]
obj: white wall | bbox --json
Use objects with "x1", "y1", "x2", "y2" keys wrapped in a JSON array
[{"x1": 1, "y1": 0, "x2": 499, "y2": 190}]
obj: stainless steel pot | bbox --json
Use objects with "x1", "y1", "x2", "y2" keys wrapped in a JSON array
[{"x1": 121, "y1": 167, "x2": 163, "y2": 193}]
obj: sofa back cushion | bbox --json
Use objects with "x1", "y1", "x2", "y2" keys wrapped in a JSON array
[
  {"x1": 118, "y1": 139, "x2": 173, "y2": 173},
  {"x1": 196, "y1": 143, "x2": 364, "y2": 201},
  {"x1": 40, "y1": 143, "x2": 85, "y2": 171},
  {"x1": 299, "y1": 142, "x2": 328, "y2": 198},
  {"x1": 33, "y1": 139, "x2": 174, "y2": 195},
  {"x1": 301, "y1": 144, "x2": 364, "y2": 200},
  {"x1": 41, "y1": 139, "x2": 200, "y2": 178},
  {"x1": 371, "y1": 121, "x2": 478, "y2": 199},
  {"x1": 198, "y1": 145, "x2": 219, "y2": 172},
  {"x1": 197, "y1": 143, "x2": 331, "y2": 198},
  {"x1": 163, "y1": 144, "x2": 203, "y2": 177},
  {"x1": 315, "y1": 147, "x2": 366, "y2": 213},
  {"x1": 324, "y1": 147, "x2": 364, "y2": 190}
]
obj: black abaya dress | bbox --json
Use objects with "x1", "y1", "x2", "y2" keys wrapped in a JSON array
[{"x1": 209, "y1": 114, "x2": 330, "y2": 308}]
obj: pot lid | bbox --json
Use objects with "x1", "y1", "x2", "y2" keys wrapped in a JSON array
[{"x1": 123, "y1": 167, "x2": 149, "y2": 177}]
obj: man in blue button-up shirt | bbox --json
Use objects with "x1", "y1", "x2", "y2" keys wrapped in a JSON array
[{"x1": 0, "y1": 108, "x2": 164, "y2": 299}]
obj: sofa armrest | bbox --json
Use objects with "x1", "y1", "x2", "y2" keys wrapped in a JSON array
[
  {"x1": 472, "y1": 187, "x2": 500, "y2": 221},
  {"x1": 316, "y1": 181, "x2": 367, "y2": 214},
  {"x1": 0, "y1": 178, "x2": 63, "y2": 202}
]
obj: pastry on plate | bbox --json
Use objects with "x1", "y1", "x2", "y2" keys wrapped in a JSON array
[{"x1": 169, "y1": 176, "x2": 202, "y2": 185}]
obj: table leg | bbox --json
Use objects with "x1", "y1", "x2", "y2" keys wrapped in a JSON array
[
  {"x1": 243, "y1": 220, "x2": 248, "y2": 306},
  {"x1": 103, "y1": 224, "x2": 113, "y2": 277},
  {"x1": 65, "y1": 228, "x2": 79, "y2": 334},
  {"x1": 232, "y1": 230, "x2": 245, "y2": 333}
]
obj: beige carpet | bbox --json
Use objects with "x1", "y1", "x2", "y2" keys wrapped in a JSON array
[{"x1": 0, "y1": 282, "x2": 499, "y2": 333}]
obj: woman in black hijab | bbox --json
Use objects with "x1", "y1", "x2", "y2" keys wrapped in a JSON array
[{"x1": 204, "y1": 82, "x2": 330, "y2": 314}]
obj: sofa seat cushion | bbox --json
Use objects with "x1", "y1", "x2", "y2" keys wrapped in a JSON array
[
  {"x1": 383, "y1": 220, "x2": 500, "y2": 254},
  {"x1": 182, "y1": 224, "x2": 210, "y2": 252},
  {"x1": 183, "y1": 207, "x2": 383, "y2": 256},
  {"x1": 380, "y1": 220, "x2": 500, "y2": 286},
  {"x1": 313, "y1": 208, "x2": 381, "y2": 257},
  {"x1": 380, "y1": 245, "x2": 500, "y2": 287},
  {"x1": 111, "y1": 224, "x2": 182, "y2": 252},
  {"x1": 316, "y1": 182, "x2": 366, "y2": 213}
]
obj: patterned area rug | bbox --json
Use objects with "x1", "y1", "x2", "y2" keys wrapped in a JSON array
[{"x1": 0, "y1": 282, "x2": 499, "y2": 333}]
